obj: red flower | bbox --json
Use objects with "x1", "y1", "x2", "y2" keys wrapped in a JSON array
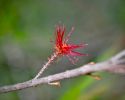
[
  {"x1": 54, "y1": 25, "x2": 88, "y2": 63},
  {"x1": 34, "y1": 24, "x2": 88, "y2": 79}
]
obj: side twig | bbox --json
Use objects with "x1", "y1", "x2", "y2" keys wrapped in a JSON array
[{"x1": 0, "y1": 50, "x2": 125, "y2": 94}]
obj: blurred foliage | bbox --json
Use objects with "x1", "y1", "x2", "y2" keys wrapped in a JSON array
[
  {"x1": 60, "y1": 77, "x2": 94, "y2": 100},
  {"x1": 0, "y1": 0, "x2": 125, "y2": 100}
]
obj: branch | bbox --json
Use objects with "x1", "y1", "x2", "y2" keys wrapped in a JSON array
[{"x1": 0, "y1": 50, "x2": 125, "y2": 94}]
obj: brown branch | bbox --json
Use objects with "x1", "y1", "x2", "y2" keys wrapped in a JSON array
[{"x1": 0, "y1": 50, "x2": 125, "y2": 94}]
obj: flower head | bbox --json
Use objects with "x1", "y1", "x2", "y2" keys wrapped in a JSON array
[
  {"x1": 34, "y1": 24, "x2": 88, "y2": 79},
  {"x1": 54, "y1": 25, "x2": 88, "y2": 64}
]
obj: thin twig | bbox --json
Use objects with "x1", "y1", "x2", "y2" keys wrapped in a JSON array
[
  {"x1": 34, "y1": 52, "x2": 58, "y2": 79},
  {"x1": 0, "y1": 50, "x2": 125, "y2": 94}
]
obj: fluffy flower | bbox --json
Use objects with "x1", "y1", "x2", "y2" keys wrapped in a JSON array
[{"x1": 54, "y1": 25, "x2": 88, "y2": 63}]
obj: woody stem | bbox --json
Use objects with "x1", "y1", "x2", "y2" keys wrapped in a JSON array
[{"x1": 33, "y1": 52, "x2": 58, "y2": 80}]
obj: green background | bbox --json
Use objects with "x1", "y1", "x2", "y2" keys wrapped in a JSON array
[{"x1": 0, "y1": 0, "x2": 125, "y2": 100}]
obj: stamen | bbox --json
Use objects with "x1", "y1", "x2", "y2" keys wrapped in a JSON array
[{"x1": 64, "y1": 27, "x2": 74, "y2": 43}]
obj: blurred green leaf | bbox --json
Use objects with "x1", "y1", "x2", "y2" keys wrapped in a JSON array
[{"x1": 60, "y1": 78, "x2": 94, "y2": 100}]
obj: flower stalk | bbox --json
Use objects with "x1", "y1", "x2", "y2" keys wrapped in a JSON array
[{"x1": 34, "y1": 52, "x2": 58, "y2": 79}]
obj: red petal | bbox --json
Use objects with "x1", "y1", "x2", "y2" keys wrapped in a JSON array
[
  {"x1": 69, "y1": 51, "x2": 88, "y2": 56},
  {"x1": 56, "y1": 25, "x2": 65, "y2": 47},
  {"x1": 60, "y1": 26, "x2": 65, "y2": 43},
  {"x1": 68, "y1": 44, "x2": 86, "y2": 50}
]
